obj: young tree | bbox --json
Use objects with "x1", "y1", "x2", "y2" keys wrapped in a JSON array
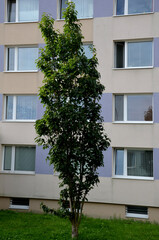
[{"x1": 35, "y1": 2, "x2": 110, "y2": 238}]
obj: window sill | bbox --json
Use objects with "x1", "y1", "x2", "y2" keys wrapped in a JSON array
[
  {"x1": 4, "y1": 70, "x2": 38, "y2": 73},
  {"x1": 112, "y1": 176, "x2": 154, "y2": 181},
  {"x1": 9, "y1": 205, "x2": 29, "y2": 210},
  {"x1": 113, "y1": 66, "x2": 153, "y2": 70},
  {"x1": 4, "y1": 21, "x2": 39, "y2": 24},
  {"x1": 0, "y1": 171, "x2": 35, "y2": 175},
  {"x1": 56, "y1": 17, "x2": 93, "y2": 21},
  {"x1": 113, "y1": 12, "x2": 154, "y2": 18},
  {"x1": 113, "y1": 121, "x2": 153, "y2": 124},
  {"x1": 126, "y1": 213, "x2": 148, "y2": 219},
  {"x1": 2, "y1": 120, "x2": 36, "y2": 123}
]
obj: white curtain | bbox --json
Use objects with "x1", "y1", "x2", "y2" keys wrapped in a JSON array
[
  {"x1": 7, "y1": 48, "x2": 15, "y2": 71},
  {"x1": 115, "y1": 149, "x2": 124, "y2": 175},
  {"x1": 128, "y1": 41, "x2": 152, "y2": 67},
  {"x1": 19, "y1": 0, "x2": 39, "y2": 22},
  {"x1": 15, "y1": 147, "x2": 35, "y2": 171},
  {"x1": 127, "y1": 150, "x2": 153, "y2": 177},
  {"x1": 6, "y1": 96, "x2": 13, "y2": 119},
  {"x1": 73, "y1": 0, "x2": 93, "y2": 18},
  {"x1": 18, "y1": 47, "x2": 38, "y2": 70},
  {"x1": 83, "y1": 44, "x2": 93, "y2": 59},
  {"x1": 16, "y1": 95, "x2": 37, "y2": 120},
  {"x1": 4, "y1": 146, "x2": 12, "y2": 170}
]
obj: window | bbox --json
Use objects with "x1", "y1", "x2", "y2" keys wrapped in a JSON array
[
  {"x1": 10, "y1": 198, "x2": 29, "y2": 210},
  {"x1": 7, "y1": 0, "x2": 39, "y2": 22},
  {"x1": 59, "y1": 0, "x2": 93, "y2": 19},
  {"x1": 115, "y1": 94, "x2": 153, "y2": 122},
  {"x1": 7, "y1": 46, "x2": 38, "y2": 71},
  {"x1": 3, "y1": 146, "x2": 35, "y2": 173},
  {"x1": 115, "y1": 41, "x2": 153, "y2": 68},
  {"x1": 5, "y1": 95, "x2": 37, "y2": 121},
  {"x1": 83, "y1": 44, "x2": 93, "y2": 59},
  {"x1": 114, "y1": 149, "x2": 153, "y2": 178},
  {"x1": 126, "y1": 206, "x2": 148, "y2": 219},
  {"x1": 116, "y1": 0, "x2": 153, "y2": 15}
]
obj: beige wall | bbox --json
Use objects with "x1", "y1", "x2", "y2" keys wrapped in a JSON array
[
  {"x1": 0, "y1": 197, "x2": 10, "y2": 209},
  {"x1": 1, "y1": 196, "x2": 159, "y2": 223},
  {"x1": 0, "y1": 122, "x2": 36, "y2": 145},
  {"x1": 0, "y1": 174, "x2": 60, "y2": 199},
  {"x1": 104, "y1": 123, "x2": 159, "y2": 148},
  {"x1": 84, "y1": 202, "x2": 125, "y2": 219},
  {"x1": 94, "y1": 13, "x2": 159, "y2": 92},
  {"x1": 0, "y1": 174, "x2": 159, "y2": 208},
  {"x1": 0, "y1": 19, "x2": 93, "y2": 46},
  {"x1": 0, "y1": 72, "x2": 43, "y2": 94}
]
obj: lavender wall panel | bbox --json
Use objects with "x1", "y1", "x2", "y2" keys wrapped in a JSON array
[
  {"x1": 154, "y1": 38, "x2": 159, "y2": 67},
  {"x1": 37, "y1": 96, "x2": 45, "y2": 119},
  {"x1": 35, "y1": 145, "x2": 53, "y2": 174},
  {"x1": 154, "y1": 0, "x2": 159, "y2": 12},
  {"x1": 38, "y1": 44, "x2": 45, "y2": 55},
  {"x1": 39, "y1": 0, "x2": 57, "y2": 20},
  {"x1": 0, "y1": 45, "x2": 4, "y2": 72},
  {"x1": 0, "y1": 0, "x2": 5, "y2": 23},
  {"x1": 154, "y1": 93, "x2": 159, "y2": 123},
  {"x1": 0, "y1": 94, "x2": 3, "y2": 121},
  {"x1": 94, "y1": 0, "x2": 113, "y2": 18},
  {"x1": 100, "y1": 93, "x2": 112, "y2": 122},
  {"x1": 98, "y1": 147, "x2": 112, "y2": 177},
  {"x1": 153, "y1": 148, "x2": 159, "y2": 179}
]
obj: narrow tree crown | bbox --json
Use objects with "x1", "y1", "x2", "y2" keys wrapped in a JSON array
[{"x1": 35, "y1": 2, "x2": 110, "y2": 224}]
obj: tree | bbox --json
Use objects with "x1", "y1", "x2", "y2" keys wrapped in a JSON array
[{"x1": 35, "y1": 2, "x2": 110, "y2": 239}]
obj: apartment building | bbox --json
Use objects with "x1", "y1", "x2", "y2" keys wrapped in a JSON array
[{"x1": 0, "y1": 0, "x2": 159, "y2": 222}]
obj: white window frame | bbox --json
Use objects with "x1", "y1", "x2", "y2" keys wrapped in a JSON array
[
  {"x1": 83, "y1": 43, "x2": 93, "y2": 58},
  {"x1": 2, "y1": 145, "x2": 35, "y2": 174},
  {"x1": 115, "y1": 0, "x2": 154, "y2": 16},
  {"x1": 114, "y1": 40, "x2": 153, "y2": 69},
  {"x1": 58, "y1": 0, "x2": 93, "y2": 20},
  {"x1": 126, "y1": 206, "x2": 148, "y2": 219},
  {"x1": 9, "y1": 198, "x2": 29, "y2": 210},
  {"x1": 4, "y1": 95, "x2": 37, "y2": 122},
  {"x1": 6, "y1": 0, "x2": 39, "y2": 23},
  {"x1": 113, "y1": 148, "x2": 154, "y2": 180},
  {"x1": 114, "y1": 94, "x2": 153, "y2": 124},
  {"x1": 6, "y1": 46, "x2": 38, "y2": 72},
  {"x1": 126, "y1": 212, "x2": 148, "y2": 219}
]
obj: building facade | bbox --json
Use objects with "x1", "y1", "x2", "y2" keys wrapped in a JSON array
[{"x1": 0, "y1": 0, "x2": 159, "y2": 222}]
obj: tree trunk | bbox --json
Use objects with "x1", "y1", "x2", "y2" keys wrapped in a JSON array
[{"x1": 72, "y1": 223, "x2": 78, "y2": 239}]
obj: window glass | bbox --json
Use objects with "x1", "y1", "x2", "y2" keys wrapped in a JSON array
[
  {"x1": 16, "y1": 96, "x2": 37, "y2": 120},
  {"x1": 73, "y1": 0, "x2": 93, "y2": 18},
  {"x1": 18, "y1": 47, "x2": 38, "y2": 70},
  {"x1": 15, "y1": 147, "x2": 35, "y2": 171},
  {"x1": 115, "y1": 149, "x2": 124, "y2": 175},
  {"x1": 60, "y1": 0, "x2": 68, "y2": 19},
  {"x1": 4, "y1": 146, "x2": 12, "y2": 170},
  {"x1": 7, "y1": 0, "x2": 16, "y2": 22},
  {"x1": 83, "y1": 45, "x2": 93, "y2": 59},
  {"x1": 127, "y1": 95, "x2": 152, "y2": 121},
  {"x1": 128, "y1": 0, "x2": 152, "y2": 14},
  {"x1": 128, "y1": 41, "x2": 152, "y2": 67},
  {"x1": 115, "y1": 95, "x2": 124, "y2": 121},
  {"x1": 7, "y1": 48, "x2": 15, "y2": 71},
  {"x1": 116, "y1": 0, "x2": 125, "y2": 15},
  {"x1": 115, "y1": 42, "x2": 124, "y2": 68},
  {"x1": 127, "y1": 150, "x2": 153, "y2": 177},
  {"x1": 6, "y1": 96, "x2": 13, "y2": 120},
  {"x1": 19, "y1": 0, "x2": 39, "y2": 22},
  {"x1": 5, "y1": 95, "x2": 37, "y2": 120}
]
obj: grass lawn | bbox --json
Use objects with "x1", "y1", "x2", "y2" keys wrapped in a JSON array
[{"x1": 0, "y1": 210, "x2": 159, "y2": 240}]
